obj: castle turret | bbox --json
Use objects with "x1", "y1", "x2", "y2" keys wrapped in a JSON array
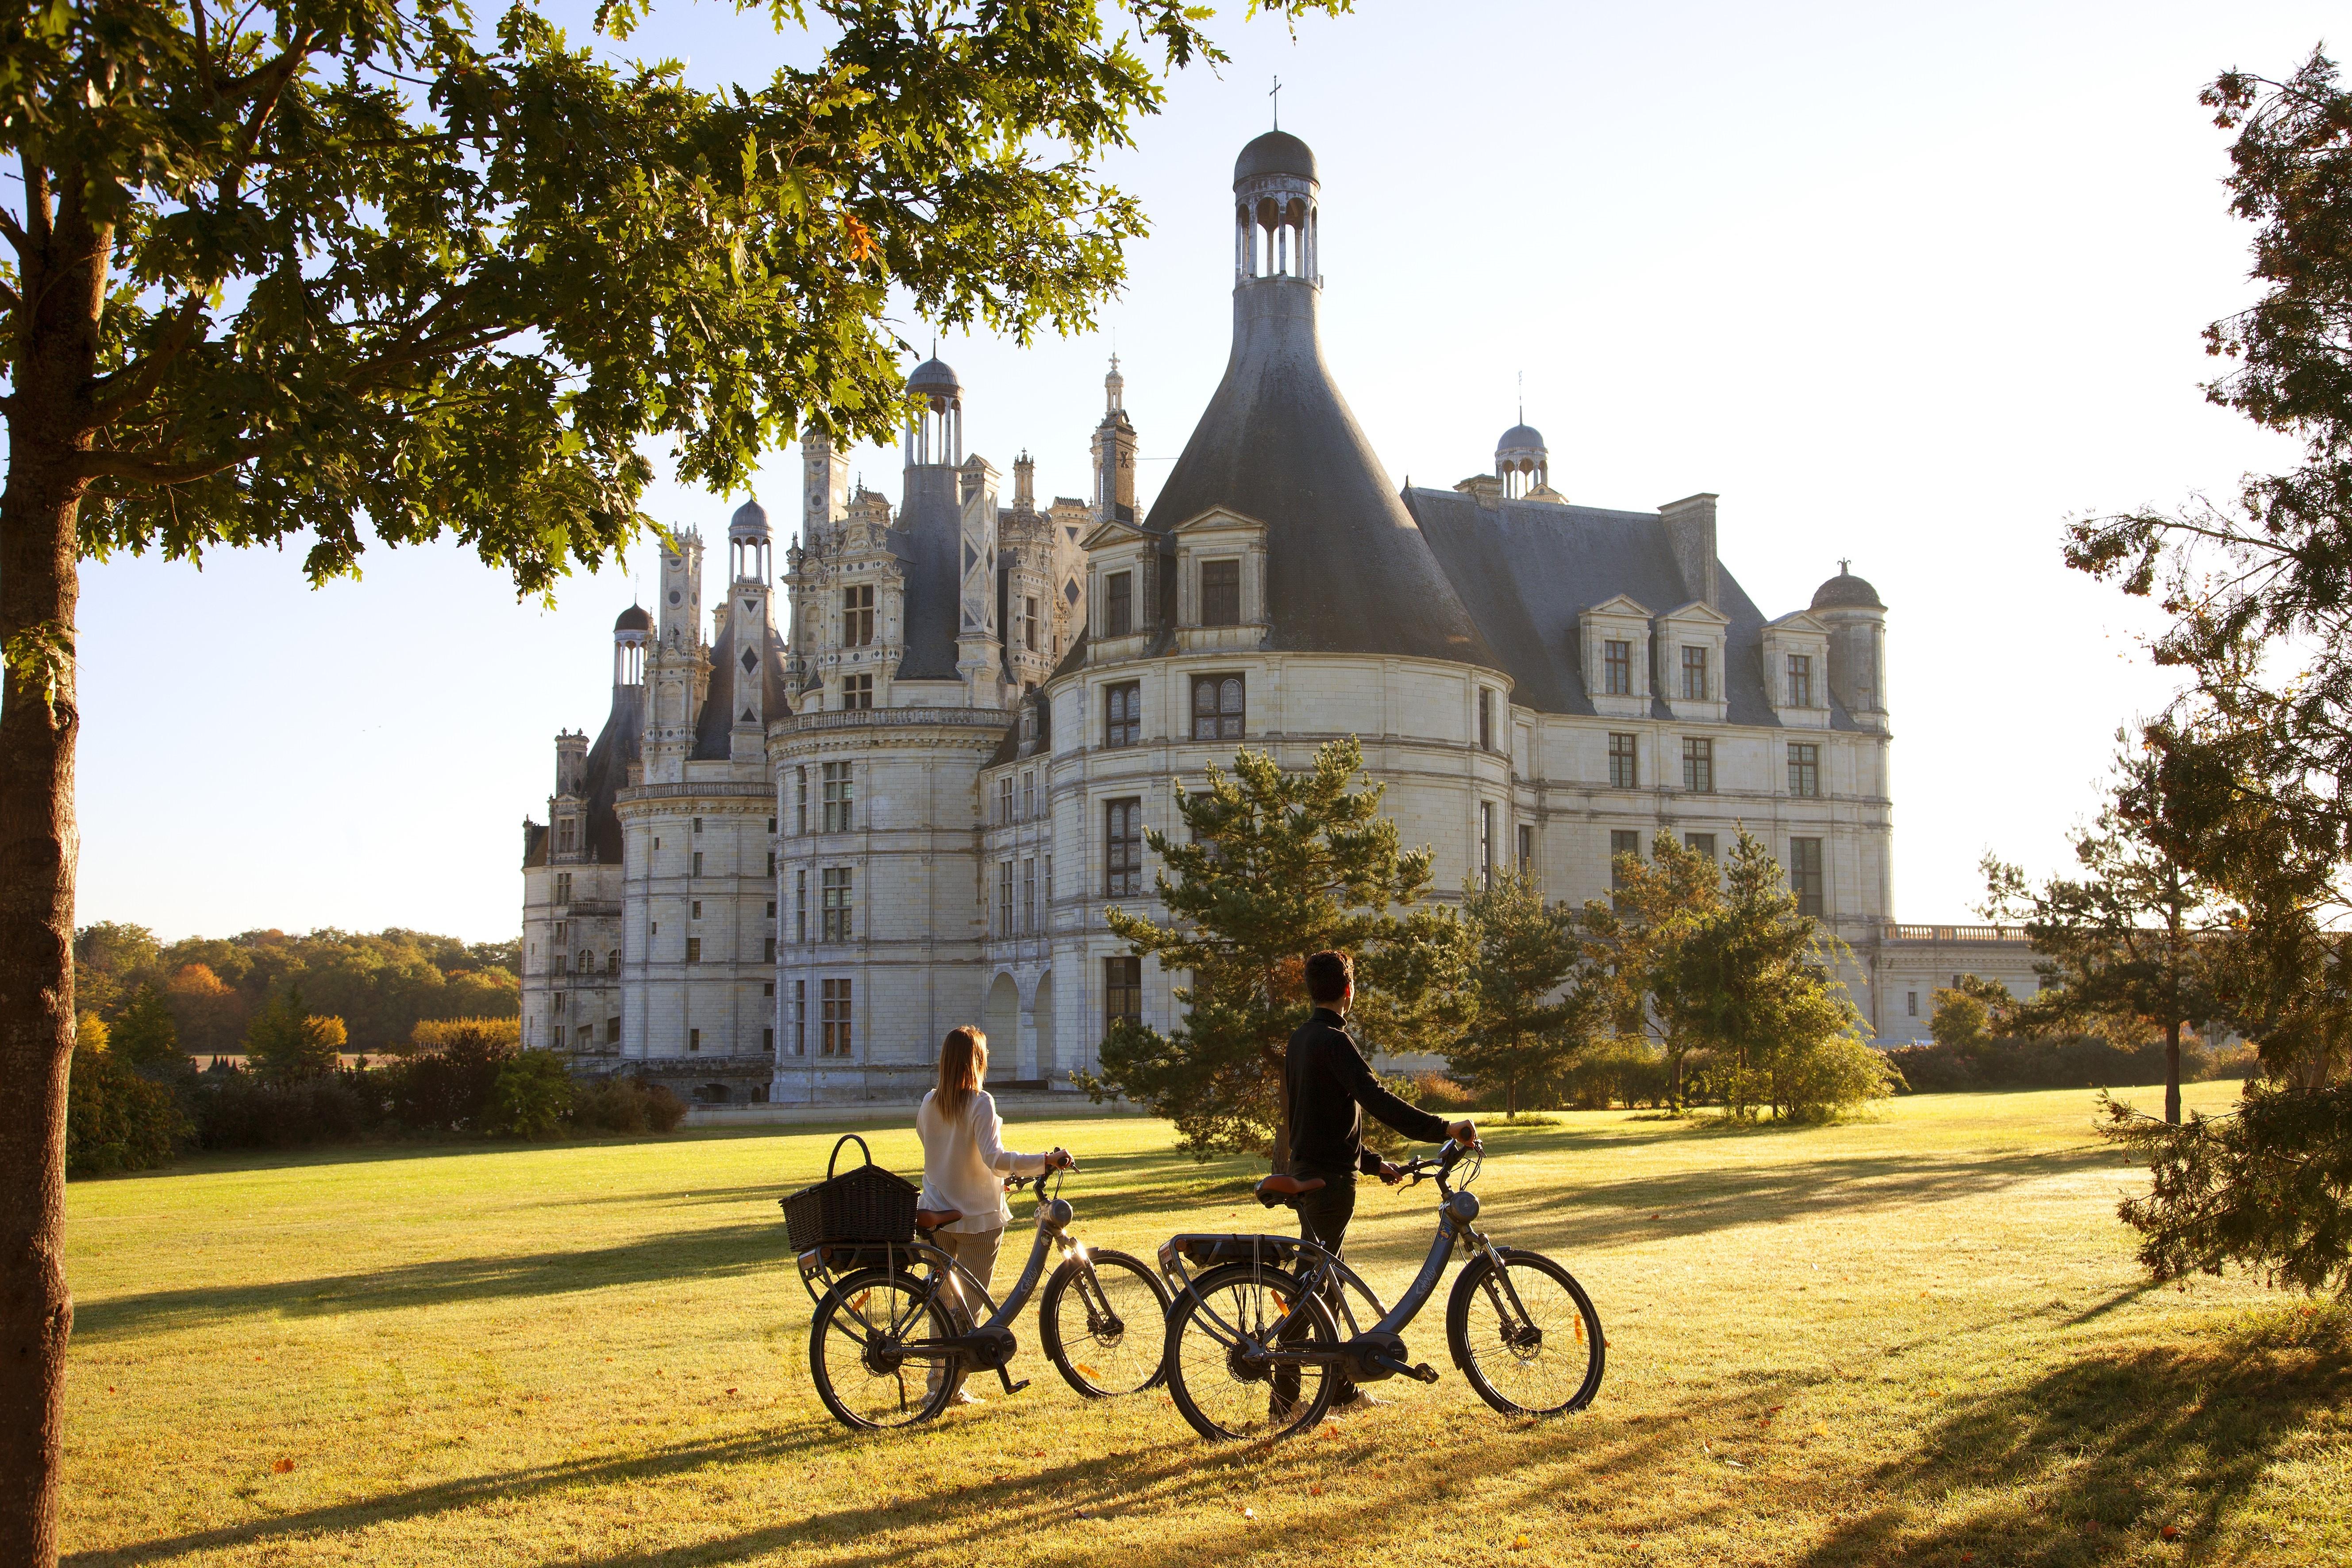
[
  {"x1": 641, "y1": 530, "x2": 706, "y2": 783},
  {"x1": 1092, "y1": 357, "x2": 1137, "y2": 523},
  {"x1": 726, "y1": 499, "x2": 773, "y2": 759},
  {"x1": 1812, "y1": 562, "x2": 1888, "y2": 729}
]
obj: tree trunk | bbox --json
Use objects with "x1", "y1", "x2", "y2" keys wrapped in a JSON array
[
  {"x1": 2165, "y1": 1017, "x2": 2182, "y2": 1126},
  {"x1": 1265, "y1": 1042, "x2": 1290, "y2": 1172},
  {"x1": 1, "y1": 168, "x2": 104, "y2": 1568}
]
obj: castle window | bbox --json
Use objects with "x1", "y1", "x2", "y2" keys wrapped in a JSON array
[
  {"x1": 1786, "y1": 654, "x2": 1813, "y2": 709},
  {"x1": 1906, "y1": 990, "x2": 1918, "y2": 1017},
  {"x1": 766, "y1": 900, "x2": 777, "y2": 918},
  {"x1": 1788, "y1": 743, "x2": 1821, "y2": 798},
  {"x1": 1607, "y1": 733, "x2": 1637, "y2": 790},
  {"x1": 767, "y1": 817, "x2": 776, "y2": 834},
  {"x1": 821, "y1": 867, "x2": 853, "y2": 941},
  {"x1": 794, "y1": 979, "x2": 807, "y2": 1054},
  {"x1": 1024, "y1": 595, "x2": 1040, "y2": 651},
  {"x1": 796, "y1": 767, "x2": 809, "y2": 834},
  {"x1": 767, "y1": 851, "x2": 776, "y2": 876},
  {"x1": 689, "y1": 1028, "x2": 701, "y2": 1052},
  {"x1": 1517, "y1": 824, "x2": 1533, "y2": 871},
  {"x1": 763, "y1": 1027, "x2": 775, "y2": 1053},
  {"x1": 1105, "y1": 798, "x2": 1143, "y2": 897},
  {"x1": 1682, "y1": 737, "x2": 1713, "y2": 793},
  {"x1": 606, "y1": 1016, "x2": 621, "y2": 1044},
  {"x1": 1610, "y1": 830, "x2": 1641, "y2": 892},
  {"x1": 555, "y1": 871, "x2": 572, "y2": 903},
  {"x1": 1478, "y1": 689, "x2": 1494, "y2": 751},
  {"x1": 795, "y1": 869, "x2": 806, "y2": 942},
  {"x1": 692, "y1": 853, "x2": 704, "y2": 878},
  {"x1": 1201, "y1": 559, "x2": 1241, "y2": 626},
  {"x1": 577, "y1": 949, "x2": 592, "y2": 975},
  {"x1": 557, "y1": 821, "x2": 575, "y2": 852},
  {"x1": 1603, "y1": 640, "x2": 1632, "y2": 696},
  {"x1": 821, "y1": 763, "x2": 853, "y2": 832},
  {"x1": 843, "y1": 673, "x2": 874, "y2": 710},
  {"x1": 998, "y1": 860, "x2": 1013, "y2": 937},
  {"x1": 1789, "y1": 837, "x2": 1825, "y2": 918},
  {"x1": 998, "y1": 776, "x2": 1014, "y2": 826},
  {"x1": 822, "y1": 978, "x2": 853, "y2": 1056},
  {"x1": 1684, "y1": 832, "x2": 1717, "y2": 861},
  {"x1": 1022, "y1": 771, "x2": 1035, "y2": 820},
  {"x1": 685, "y1": 937, "x2": 701, "y2": 963},
  {"x1": 1680, "y1": 646, "x2": 1708, "y2": 702},
  {"x1": 606, "y1": 949, "x2": 619, "y2": 973},
  {"x1": 843, "y1": 584, "x2": 875, "y2": 647},
  {"x1": 1106, "y1": 682, "x2": 1141, "y2": 747},
  {"x1": 552, "y1": 992, "x2": 565, "y2": 1014},
  {"x1": 1105, "y1": 956, "x2": 1142, "y2": 1030},
  {"x1": 693, "y1": 817, "x2": 703, "y2": 834},
  {"x1": 1044, "y1": 854, "x2": 1053, "y2": 905},
  {"x1": 1479, "y1": 802, "x2": 1496, "y2": 886},
  {"x1": 1105, "y1": 571, "x2": 1134, "y2": 638},
  {"x1": 1023, "y1": 857, "x2": 1036, "y2": 932},
  {"x1": 1191, "y1": 675, "x2": 1244, "y2": 741},
  {"x1": 554, "y1": 921, "x2": 568, "y2": 945},
  {"x1": 764, "y1": 936, "x2": 776, "y2": 962}
]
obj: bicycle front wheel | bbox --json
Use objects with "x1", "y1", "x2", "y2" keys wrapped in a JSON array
[
  {"x1": 1039, "y1": 1248, "x2": 1171, "y2": 1398},
  {"x1": 1163, "y1": 1261, "x2": 1340, "y2": 1441},
  {"x1": 1446, "y1": 1246, "x2": 1604, "y2": 1416},
  {"x1": 807, "y1": 1267, "x2": 962, "y2": 1431}
]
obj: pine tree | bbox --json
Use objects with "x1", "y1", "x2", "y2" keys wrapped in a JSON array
[
  {"x1": 1575, "y1": 836, "x2": 1721, "y2": 1111},
  {"x1": 108, "y1": 986, "x2": 181, "y2": 1072},
  {"x1": 243, "y1": 987, "x2": 339, "y2": 1084},
  {"x1": 1086, "y1": 739, "x2": 1467, "y2": 1162},
  {"x1": 1450, "y1": 870, "x2": 1585, "y2": 1119}
]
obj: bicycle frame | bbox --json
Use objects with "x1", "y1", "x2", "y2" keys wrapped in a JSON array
[
  {"x1": 797, "y1": 1171, "x2": 1108, "y2": 1396},
  {"x1": 1156, "y1": 1164, "x2": 1538, "y2": 1385}
]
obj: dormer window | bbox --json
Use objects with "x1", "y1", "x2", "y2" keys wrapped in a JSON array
[
  {"x1": 1604, "y1": 640, "x2": 1632, "y2": 695},
  {"x1": 1106, "y1": 571, "x2": 1134, "y2": 637},
  {"x1": 1680, "y1": 647, "x2": 1709, "y2": 702},
  {"x1": 843, "y1": 584, "x2": 874, "y2": 647},
  {"x1": 1786, "y1": 655, "x2": 1813, "y2": 709},
  {"x1": 1201, "y1": 559, "x2": 1241, "y2": 626}
]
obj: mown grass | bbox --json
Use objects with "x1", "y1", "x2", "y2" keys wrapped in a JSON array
[{"x1": 58, "y1": 1082, "x2": 2350, "y2": 1566}]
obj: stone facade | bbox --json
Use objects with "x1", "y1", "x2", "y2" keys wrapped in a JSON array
[{"x1": 519, "y1": 127, "x2": 2033, "y2": 1102}]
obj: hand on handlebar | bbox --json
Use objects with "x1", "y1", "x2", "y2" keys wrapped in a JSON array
[
  {"x1": 1375, "y1": 1159, "x2": 1405, "y2": 1186},
  {"x1": 1048, "y1": 1148, "x2": 1076, "y2": 1171},
  {"x1": 1447, "y1": 1119, "x2": 1480, "y2": 1151}
]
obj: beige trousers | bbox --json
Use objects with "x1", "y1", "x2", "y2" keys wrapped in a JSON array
[{"x1": 928, "y1": 1227, "x2": 1005, "y2": 1394}]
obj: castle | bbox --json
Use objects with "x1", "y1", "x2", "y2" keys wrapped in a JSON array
[{"x1": 520, "y1": 128, "x2": 2037, "y2": 1105}]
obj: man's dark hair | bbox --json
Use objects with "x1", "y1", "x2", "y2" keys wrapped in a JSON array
[{"x1": 1304, "y1": 950, "x2": 1353, "y2": 1005}]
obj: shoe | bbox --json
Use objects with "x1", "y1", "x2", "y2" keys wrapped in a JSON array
[
  {"x1": 949, "y1": 1387, "x2": 985, "y2": 1406},
  {"x1": 1330, "y1": 1387, "x2": 1387, "y2": 1414}
]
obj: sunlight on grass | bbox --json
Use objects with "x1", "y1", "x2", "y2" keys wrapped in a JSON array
[{"x1": 59, "y1": 1084, "x2": 2352, "y2": 1565}]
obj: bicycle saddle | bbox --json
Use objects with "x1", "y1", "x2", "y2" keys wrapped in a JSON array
[
  {"x1": 914, "y1": 1208, "x2": 963, "y2": 1232},
  {"x1": 1254, "y1": 1173, "x2": 1326, "y2": 1208}
]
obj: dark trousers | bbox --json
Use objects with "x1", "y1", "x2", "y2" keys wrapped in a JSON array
[{"x1": 1274, "y1": 1178, "x2": 1358, "y2": 1408}]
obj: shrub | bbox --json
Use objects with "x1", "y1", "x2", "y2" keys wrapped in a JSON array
[
  {"x1": 409, "y1": 1015, "x2": 522, "y2": 1056},
  {"x1": 1886, "y1": 1032, "x2": 2223, "y2": 1094},
  {"x1": 574, "y1": 1077, "x2": 688, "y2": 1135},
  {"x1": 383, "y1": 1020, "x2": 516, "y2": 1132},
  {"x1": 488, "y1": 1051, "x2": 575, "y2": 1139},
  {"x1": 1405, "y1": 1071, "x2": 1476, "y2": 1111},
  {"x1": 1769, "y1": 1034, "x2": 1901, "y2": 1121},
  {"x1": 2211, "y1": 1041, "x2": 2260, "y2": 1079},
  {"x1": 67, "y1": 1042, "x2": 189, "y2": 1176},
  {"x1": 1561, "y1": 1037, "x2": 1672, "y2": 1110},
  {"x1": 189, "y1": 1064, "x2": 383, "y2": 1149}
]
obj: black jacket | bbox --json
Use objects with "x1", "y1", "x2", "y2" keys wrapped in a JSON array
[{"x1": 1283, "y1": 1007, "x2": 1452, "y2": 1179}]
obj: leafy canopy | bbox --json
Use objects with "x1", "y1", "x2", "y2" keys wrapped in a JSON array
[{"x1": 4, "y1": 0, "x2": 1347, "y2": 589}]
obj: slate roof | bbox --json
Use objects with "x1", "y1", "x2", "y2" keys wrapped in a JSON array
[
  {"x1": 581, "y1": 682, "x2": 644, "y2": 862},
  {"x1": 1141, "y1": 276, "x2": 1498, "y2": 668},
  {"x1": 689, "y1": 597, "x2": 791, "y2": 760},
  {"x1": 1405, "y1": 488, "x2": 1860, "y2": 732},
  {"x1": 893, "y1": 465, "x2": 965, "y2": 681}
]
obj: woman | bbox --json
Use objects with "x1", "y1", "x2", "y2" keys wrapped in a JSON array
[{"x1": 916, "y1": 1025, "x2": 1068, "y2": 1403}]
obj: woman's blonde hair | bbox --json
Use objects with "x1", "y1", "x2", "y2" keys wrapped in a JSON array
[{"x1": 936, "y1": 1026, "x2": 988, "y2": 1117}]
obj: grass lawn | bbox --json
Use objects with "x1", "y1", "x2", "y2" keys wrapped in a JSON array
[{"x1": 58, "y1": 1082, "x2": 2349, "y2": 1566}]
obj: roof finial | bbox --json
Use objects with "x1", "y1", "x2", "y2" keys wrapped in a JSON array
[
  {"x1": 1517, "y1": 369, "x2": 1524, "y2": 426},
  {"x1": 1839, "y1": 557, "x2": 1852, "y2": 576},
  {"x1": 1270, "y1": 75, "x2": 1281, "y2": 131}
]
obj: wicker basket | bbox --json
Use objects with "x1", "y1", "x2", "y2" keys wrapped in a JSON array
[{"x1": 781, "y1": 1133, "x2": 918, "y2": 1252}]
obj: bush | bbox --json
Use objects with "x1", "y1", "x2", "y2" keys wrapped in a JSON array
[
  {"x1": 1769, "y1": 1035, "x2": 1900, "y2": 1121},
  {"x1": 1885, "y1": 1032, "x2": 2224, "y2": 1094},
  {"x1": 67, "y1": 1042, "x2": 189, "y2": 1176},
  {"x1": 574, "y1": 1077, "x2": 688, "y2": 1135},
  {"x1": 408, "y1": 1015, "x2": 522, "y2": 1056},
  {"x1": 1561, "y1": 1038, "x2": 1672, "y2": 1110},
  {"x1": 189, "y1": 1064, "x2": 384, "y2": 1149},
  {"x1": 382, "y1": 1020, "x2": 515, "y2": 1132},
  {"x1": 488, "y1": 1051, "x2": 575, "y2": 1138}
]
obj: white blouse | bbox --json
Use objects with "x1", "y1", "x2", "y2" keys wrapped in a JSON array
[{"x1": 915, "y1": 1089, "x2": 1050, "y2": 1236}]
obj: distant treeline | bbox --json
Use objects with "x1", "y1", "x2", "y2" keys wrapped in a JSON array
[{"x1": 73, "y1": 923, "x2": 520, "y2": 1058}]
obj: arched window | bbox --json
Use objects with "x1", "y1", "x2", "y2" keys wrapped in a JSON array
[
  {"x1": 1191, "y1": 674, "x2": 1246, "y2": 740},
  {"x1": 606, "y1": 949, "x2": 620, "y2": 974}
]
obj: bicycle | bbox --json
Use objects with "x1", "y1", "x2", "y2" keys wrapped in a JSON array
[
  {"x1": 1155, "y1": 1141, "x2": 1604, "y2": 1440},
  {"x1": 798, "y1": 1161, "x2": 1170, "y2": 1430}
]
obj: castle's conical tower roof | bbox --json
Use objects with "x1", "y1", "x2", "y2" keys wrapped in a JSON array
[{"x1": 1141, "y1": 132, "x2": 1497, "y2": 666}]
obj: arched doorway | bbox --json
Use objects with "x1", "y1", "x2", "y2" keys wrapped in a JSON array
[
  {"x1": 1031, "y1": 973, "x2": 1056, "y2": 1085},
  {"x1": 983, "y1": 973, "x2": 1020, "y2": 1078}
]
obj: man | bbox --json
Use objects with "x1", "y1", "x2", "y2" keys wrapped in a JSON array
[{"x1": 1277, "y1": 948, "x2": 1475, "y2": 1413}]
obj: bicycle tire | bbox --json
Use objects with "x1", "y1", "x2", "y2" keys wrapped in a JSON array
[
  {"x1": 1039, "y1": 1248, "x2": 1171, "y2": 1398},
  {"x1": 1445, "y1": 1246, "x2": 1604, "y2": 1416},
  {"x1": 1163, "y1": 1261, "x2": 1341, "y2": 1441},
  {"x1": 807, "y1": 1266, "x2": 963, "y2": 1431}
]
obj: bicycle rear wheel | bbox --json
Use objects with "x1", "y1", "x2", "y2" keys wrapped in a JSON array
[
  {"x1": 1039, "y1": 1248, "x2": 1170, "y2": 1397},
  {"x1": 1163, "y1": 1261, "x2": 1340, "y2": 1441},
  {"x1": 807, "y1": 1267, "x2": 962, "y2": 1430},
  {"x1": 1446, "y1": 1246, "x2": 1604, "y2": 1416}
]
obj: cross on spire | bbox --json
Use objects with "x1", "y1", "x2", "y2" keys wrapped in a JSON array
[
  {"x1": 1270, "y1": 76, "x2": 1281, "y2": 131},
  {"x1": 1839, "y1": 557, "x2": 1851, "y2": 575}
]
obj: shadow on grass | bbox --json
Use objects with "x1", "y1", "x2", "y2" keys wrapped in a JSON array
[
  {"x1": 71, "y1": 1222, "x2": 798, "y2": 1343},
  {"x1": 1794, "y1": 1307, "x2": 2352, "y2": 1566}
]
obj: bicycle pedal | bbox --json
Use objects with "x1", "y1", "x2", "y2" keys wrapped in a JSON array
[
  {"x1": 995, "y1": 1367, "x2": 1031, "y2": 1396},
  {"x1": 1408, "y1": 1362, "x2": 1440, "y2": 1384}
]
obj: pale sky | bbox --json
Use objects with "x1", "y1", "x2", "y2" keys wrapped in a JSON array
[{"x1": 72, "y1": 0, "x2": 2337, "y2": 942}]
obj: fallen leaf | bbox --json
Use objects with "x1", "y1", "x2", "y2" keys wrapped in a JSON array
[
  {"x1": 726, "y1": 1388, "x2": 739, "y2": 1395},
  {"x1": 271, "y1": 1459, "x2": 295, "y2": 1474},
  {"x1": 1513, "y1": 1535, "x2": 1531, "y2": 1550},
  {"x1": 1310, "y1": 1485, "x2": 1324, "y2": 1496},
  {"x1": 2161, "y1": 1525, "x2": 2181, "y2": 1541}
]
